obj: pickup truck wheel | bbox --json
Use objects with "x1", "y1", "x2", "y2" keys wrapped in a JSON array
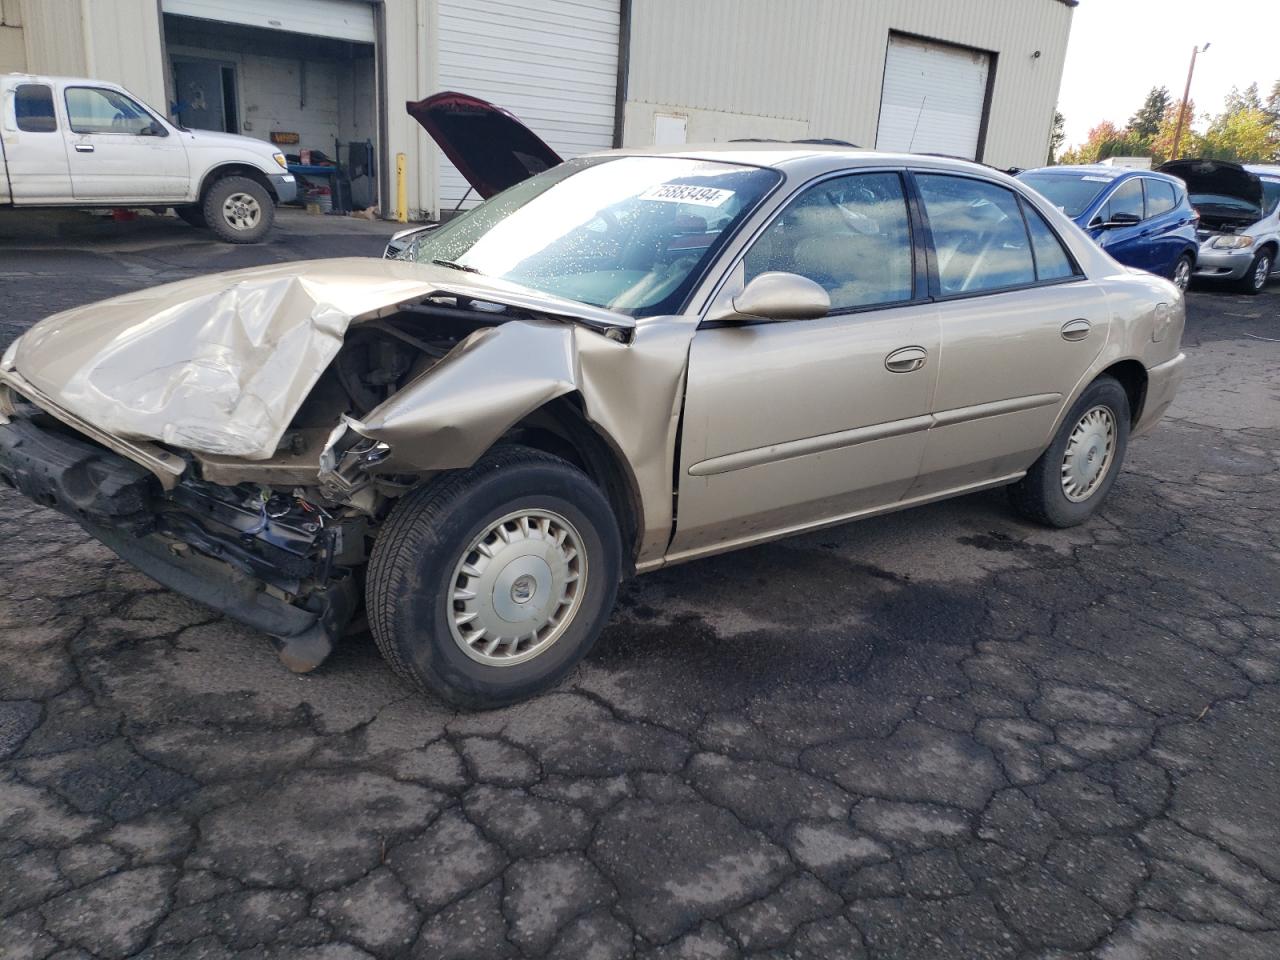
[
  {"x1": 367, "y1": 445, "x2": 621, "y2": 709},
  {"x1": 203, "y1": 176, "x2": 274, "y2": 243},
  {"x1": 174, "y1": 205, "x2": 207, "y2": 228},
  {"x1": 1008, "y1": 376, "x2": 1130, "y2": 528}
]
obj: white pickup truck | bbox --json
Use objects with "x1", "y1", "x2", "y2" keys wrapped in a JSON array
[{"x1": 1, "y1": 73, "x2": 297, "y2": 243}]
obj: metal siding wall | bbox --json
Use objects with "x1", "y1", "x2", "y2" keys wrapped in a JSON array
[
  {"x1": 16, "y1": 0, "x2": 87, "y2": 77},
  {"x1": 83, "y1": 0, "x2": 168, "y2": 111},
  {"x1": 436, "y1": 0, "x2": 619, "y2": 209},
  {"x1": 0, "y1": 0, "x2": 23, "y2": 73},
  {"x1": 624, "y1": 0, "x2": 1073, "y2": 168},
  {"x1": 380, "y1": 0, "x2": 439, "y2": 218}
]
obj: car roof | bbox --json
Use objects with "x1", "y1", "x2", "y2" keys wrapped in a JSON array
[
  {"x1": 1244, "y1": 164, "x2": 1280, "y2": 181},
  {"x1": 589, "y1": 142, "x2": 1027, "y2": 183},
  {"x1": 3, "y1": 72, "x2": 126, "y2": 89},
  {"x1": 1020, "y1": 164, "x2": 1181, "y2": 185}
]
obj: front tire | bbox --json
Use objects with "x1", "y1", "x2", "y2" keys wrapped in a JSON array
[
  {"x1": 1236, "y1": 248, "x2": 1273, "y2": 295},
  {"x1": 1008, "y1": 376, "x2": 1130, "y2": 528},
  {"x1": 366, "y1": 446, "x2": 622, "y2": 709},
  {"x1": 203, "y1": 176, "x2": 275, "y2": 244}
]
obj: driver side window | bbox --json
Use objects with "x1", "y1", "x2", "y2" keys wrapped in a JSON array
[
  {"x1": 64, "y1": 87, "x2": 157, "y2": 136},
  {"x1": 744, "y1": 171, "x2": 914, "y2": 311}
]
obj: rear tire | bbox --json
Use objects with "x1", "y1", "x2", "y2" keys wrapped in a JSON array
[
  {"x1": 1170, "y1": 253, "x2": 1193, "y2": 292},
  {"x1": 1008, "y1": 376, "x2": 1130, "y2": 528},
  {"x1": 202, "y1": 176, "x2": 274, "y2": 244},
  {"x1": 366, "y1": 445, "x2": 622, "y2": 709},
  {"x1": 1235, "y1": 248, "x2": 1273, "y2": 295},
  {"x1": 174, "y1": 205, "x2": 207, "y2": 228}
]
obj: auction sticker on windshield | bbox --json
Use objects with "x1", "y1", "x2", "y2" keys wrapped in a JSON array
[{"x1": 640, "y1": 184, "x2": 735, "y2": 206}]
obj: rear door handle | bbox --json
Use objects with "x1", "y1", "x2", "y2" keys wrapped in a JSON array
[
  {"x1": 74, "y1": 143, "x2": 94, "y2": 153},
  {"x1": 885, "y1": 346, "x2": 928, "y2": 373},
  {"x1": 1061, "y1": 318, "x2": 1091, "y2": 341}
]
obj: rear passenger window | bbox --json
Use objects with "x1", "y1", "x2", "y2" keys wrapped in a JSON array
[
  {"x1": 1021, "y1": 201, "x2": 1077, "y2": 281},
  {"x1": 916, "y1": 174, "x2": 1035, "y2": 295},
  {"x1": 744, "y1": 171, "x2": 914, "y2": 311},
  {"x1": 15, "y1": 84, "x2": 57, "y2": 133},
  {"x1": 1144, "y1": 179, "x2": 1178, "y2": 217},
  {"x1": 1100, "y1": 179, "x2": 1144, "y2": 224}
]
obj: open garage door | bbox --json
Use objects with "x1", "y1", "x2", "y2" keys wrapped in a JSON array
[
  {"x1": 436, "y1": 0, "x2": 620, "y2": 210},
  {"x1": 161, "y1": 0, "x2": 375, "y2": 43},
  {"x1": 875, "y1": 33, "x2": 993, "y2": 161}
]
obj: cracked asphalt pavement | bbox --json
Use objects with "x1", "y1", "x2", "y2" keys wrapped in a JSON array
[{"x1": 1, "y1": 210, "x2": 1278, "y2": 959}]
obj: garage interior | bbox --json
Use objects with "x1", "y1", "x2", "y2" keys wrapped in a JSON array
[{"x1": 161, "y1": 5, "x2": 380, "y2": 212}]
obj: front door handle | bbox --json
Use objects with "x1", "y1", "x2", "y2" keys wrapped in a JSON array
[
  {"x1": 885, "y1": 345, "x2": 928, "y2": 373},
  {"x1": 1060, "y1": 319, "x2": 1091, "y2": 341},
  {"x1": 74, "y1": 143, "x2": 95, "y2": 153}
]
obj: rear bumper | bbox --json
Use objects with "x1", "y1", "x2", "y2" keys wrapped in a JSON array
[
  {"x1": 0, "y1": 415, "x2": 352, "y2": 670},
  {"x1": 1133, "y1": 352, "x2": 1185, "y2": 438}
]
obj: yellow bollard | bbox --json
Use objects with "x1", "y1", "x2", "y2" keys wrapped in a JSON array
[{"x1": 395, "y1": 153, "x2": 408, "y2": 223}]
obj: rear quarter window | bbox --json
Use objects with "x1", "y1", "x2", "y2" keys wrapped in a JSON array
[{"x1": 14, "y1": 84, "x2": 57, "y2": 133}]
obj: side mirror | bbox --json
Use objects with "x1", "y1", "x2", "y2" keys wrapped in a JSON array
[
  {"x1": 1099, "y1": 211, "x2": 1140, "y2": 228},
  {"x1": 711, "y1": 271, "x2": 831, "y2": 322}
]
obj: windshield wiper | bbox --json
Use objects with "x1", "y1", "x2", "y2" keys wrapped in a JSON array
[{"x1": 431, "y1": 258, "x2": 482, "y2": 275}]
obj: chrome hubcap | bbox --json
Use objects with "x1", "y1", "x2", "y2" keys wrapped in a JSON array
[
  {"x1": 222, "y1": 192, "x2": 262, "y2": 231},
  {"x1": 448, "y1": 509, "x2": 586, "y2": 666},
  {"x1": 1174, "y1": 258, "x2": 1191, "y2": 291},
  {"x1": 1255, "y1": 255, "x2": 1271, "y2": 290},
  {"x1": 1061, "y1": 405, "x2": 1117, "y2": 502}
]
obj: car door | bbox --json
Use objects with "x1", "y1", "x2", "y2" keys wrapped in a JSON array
[
  {"x1": 0, "y1": 79, "x2": 72, "y2": 203},
  {"x1": 1139, "y1": 177, "x2": 1188, "y2": 276},
  {"x1": 908, "y1": 172, "x2": 1111, "y2": 495},
  {"x1": 668, "y1": 170, "x2": 941, "y2": 559},
  {"x1": 1089, "y1": 177, "x2": 1149, "y2": 270},
  {"x1": 63, "y1": 85, "x2": 188, "y2": 200}
]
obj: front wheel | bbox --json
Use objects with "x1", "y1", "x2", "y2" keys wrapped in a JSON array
[
  {"x1": 366, "y1": 446, "x2": 622, "y2": 709},
  {"x1": 1236, "y1": 248, "x2": 1273, "y2": 295},
  {"x1": 1008, "y1": 376, "x2": 1130, "y2": 528},
  {"x1": 202, "y1": 176, "x2": 275, "y2": 243}
]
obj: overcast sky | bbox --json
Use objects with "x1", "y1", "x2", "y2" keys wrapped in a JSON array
[{"x1": 1056, "y1": 0, "x2": 1278, "y2": 148}]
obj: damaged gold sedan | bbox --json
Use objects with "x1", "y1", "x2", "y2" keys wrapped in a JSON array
[{"x1": 0, "y1": 133, "x2": 1185, "y2": 707}]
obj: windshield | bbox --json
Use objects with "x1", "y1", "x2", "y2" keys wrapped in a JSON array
[
  {"x1": 409, "y1": 156, "x2": 781, "y2": 317},
  {"x1": 1263, "y1": 179, "x2": 1280, "y2": 217},
  {"x1": 1016, "y1": 172, "x2": 1111, "y2": 217},
  {"x1": 1189, "y1": 192, "x2": 1262, "y2": 217}
]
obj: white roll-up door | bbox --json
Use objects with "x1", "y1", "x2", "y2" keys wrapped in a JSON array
[
  {"x1": 161, "y1": 0, "x2": 375, "y2": 43},
  {"x1": 436, "y1": 0, "x2": 620, "y2": 210},
  {"x1": 875, "y1": 34, "x2": 991, "y2": 160}
]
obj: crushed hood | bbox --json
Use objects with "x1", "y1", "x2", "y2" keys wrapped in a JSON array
[
  {"x1": 8, "y1": 258, "x2": 631, "y2": 461},
  {"x1": 1157, "y1": 159, "x2": 1263, "y2": 208},
  {"x1": 406, "y1": 91, "x2": 564, "y2": 198}
]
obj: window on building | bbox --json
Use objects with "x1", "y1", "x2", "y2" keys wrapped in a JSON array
[
  {"x1": 64, "y1": 87, "x2": 157, "y2": 136},
  {"x1": 15, "y1": 84, "x2": 57, "y2": 133},
  {"x1": 1143, "y1": 179, "x2": 1178, "y2": 218},
  {"x1": 1099, "y1": 179, "x2": 1144, "y2": 224},
  {"x1": 744, "y1": 172, "x2": 914, "y2": 311},
  {"x1": 916, "y1": 174, "x2": 1036, "y2": 295},
  {"x1": 1021, "y1": 200, "x2": 1078, "y2": 282}
]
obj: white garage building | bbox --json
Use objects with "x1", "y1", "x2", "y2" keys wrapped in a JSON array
[{"x1": 1, "y1": 0, "x2": 1075, "y2": 219}]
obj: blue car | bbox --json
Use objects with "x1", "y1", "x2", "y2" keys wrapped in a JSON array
[{"x1": 1017, "y1": 166, "x2": 1199, "y2": 291}]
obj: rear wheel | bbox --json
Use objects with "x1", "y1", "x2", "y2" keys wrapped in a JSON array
[
  {"x1": 1171, "y1": 253, "x2": 1193, "y2": 292},
  {"x1": 173, "y1": 205, "x2": 207, "y2": 228},
  {"x1": 1008, "y1": 376, "x2": 1130, "y2": 528},
  {"x1": 1236, "y1": 248, "x2": 1273, "y2": 295},
  {"x1": 203, "y1": 176, "x2": 274, "y2": 244},
  {"x1": 366, "y1": 446, "x2": 621, "y2": 709}
]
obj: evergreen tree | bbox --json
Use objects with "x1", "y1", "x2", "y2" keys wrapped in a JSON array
[
  {"x1": 1049, "y1": 110, "x2": 1066, "y2": 163},
  {"x1": 1128, "y1": 86, "x2": 1170, "y2": 139}
]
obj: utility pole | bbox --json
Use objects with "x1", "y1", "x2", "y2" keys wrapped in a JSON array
[{"x1": 1171, "y1": 43, "x2": 1210, "y2": 160}]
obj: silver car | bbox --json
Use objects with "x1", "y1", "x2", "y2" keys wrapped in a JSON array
[{"x1": 1160, "y1": 159, "x2": 1280, "y2": 294}]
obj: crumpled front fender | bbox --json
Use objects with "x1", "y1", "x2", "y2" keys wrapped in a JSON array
[{"x1": 347, "y1": 320, "x2": 580, "y2": 471}]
